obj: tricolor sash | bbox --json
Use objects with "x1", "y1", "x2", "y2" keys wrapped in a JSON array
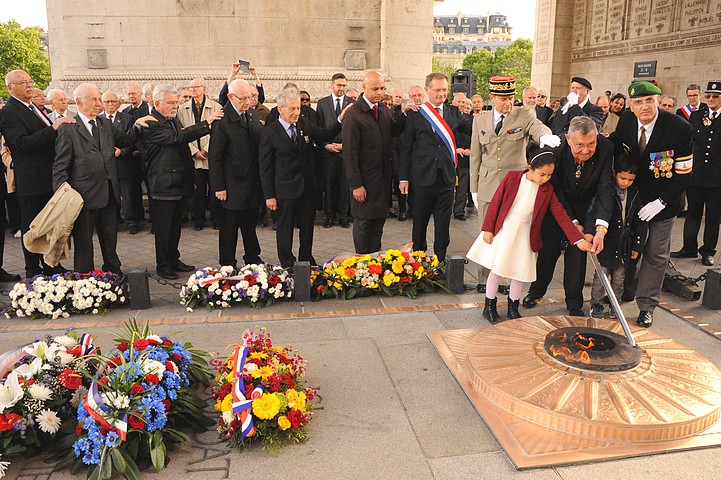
[
  {"x1": 84, "y1": 381, "x2": 128, "y2": 441},
  {"x1": 230, "y1": 346, "x2": 264, "y2": 438},
  {"x1": 680, "y1": 104, "x2": 694, "y2": 120},
  {"x1": 419, "y1": 102, "x2": 457, "y2": 166}
]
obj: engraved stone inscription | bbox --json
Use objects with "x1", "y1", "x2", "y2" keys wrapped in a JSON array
[
  {"x1": 629, "y1": 0, "x2": 652, "y2": 39},
  {"x1": 681, "y1": 0, "x2": 719, "y2": 29},
  {"x1": 572, "y1": 0, "x2": 587, "y2": 47},
  {"x1": 590, "y1": 0, "x2": 607, "y2": 45},
  {"x1": 535, "y1": 0, "x2": 552, "y2": 51}
]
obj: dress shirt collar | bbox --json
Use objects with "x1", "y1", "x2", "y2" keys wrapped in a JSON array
[
  {"x1": 431, "y1": 102, "x2": 443, "y2": 115},
  {"x1": 362, "y1": 93, "x2": 376, "y2": 110},
  {"x1": 278, "y1": 116, "x2": 296, "y2": 139},
  {"x1": 230, "y1": 102, "x2": 244, "y2": 117},
  {"x1": 579, "y1": 97, "x2": 589, "y2": 109},
  {"x1": 493, "y1": 108, "x2": 506, "y2": 125},
  {"x1": 637, "y1": 111, "x2": 659, "y2": 141},
  {"x1": 11, "y1": 95, "x2": 33, "y2": 109},
  {"x1": 77, "y1": 111, "x2": 96, "y2": 136},
  {"x1": 710, "y1": 107, "x2": 721, "y2": 118}
]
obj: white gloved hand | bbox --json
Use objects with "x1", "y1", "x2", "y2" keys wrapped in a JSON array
[
  {"x1": 638, "y1": 198, "x2": 666, "y2": 221},
  {"x1": 539, "y1": 134, "x2": 561, "y2": 148},
  {"x1": 561, "y1": 92, "x2": 579, "y2": 115},
  {"x1": 470, "y1": 192, "x2": 478, "y2": 207}
]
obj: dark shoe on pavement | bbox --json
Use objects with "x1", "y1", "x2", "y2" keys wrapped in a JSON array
[
  {"x1": 670, "y1": 248, "x2": 697, "y2": 258},
  {"x1": 522, "y1": 294, "x2": 539, "y2": 308},
  {"x1": 157, "y1": 269, "x2": 179, "y2": 280},
  {"x1": 454, "y1": 214, "x2": 466, "y2": 221},
  {"x1": 590, "y1": 303, "x2": 605, "y2": 318},
  {"x1": 340, "y1": 218, "x2": 350, "y2": 228},
  {"x1": 388, "y1": 210, "x2": 397, "y2": 218},
  {"x1": 482, "y1": 297, "x2": 501, "y2": 323},
  {"x1": 702, "y1": 255, "x2": 715, "y2": 266},
  {"x1": 0, "y1": 268, "x2": 21, "y2": 282},
  {"x1": 194, "y1": 224, "x2": 204, "y2": 231},
  {"x1": 173, "y1": 261, "x2": 196, "y2": 272},
  {"x1": 476, "y1": 283, "x2": 486, "y2": 294},
  {"x1": 507, "y1": 297, "x2": 521, "y2": 319},
  {"x1": 609, "y1": 306, "x2": 618, "y2": 318},
  {"x1": 637, "y1": 310, "x2": 653, "y2": 328},
  {"x1": 498, "y1": 284, "x2": 510, "y2": 295},
  {"x1": 128, "y1": 225, "x2": 139, "y2": 235},
  {"x1": 398, "y1": 213, "x2": 406, "y2": 222},
  {"x1": 323, "y1": 217, "x2": 333, "y2": 229},
  {"x1": 569, "y1": 308, "x2": 585, "y2": 316}
]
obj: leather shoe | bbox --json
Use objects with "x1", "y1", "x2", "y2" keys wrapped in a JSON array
[
  {"x1": 173, "y1": 261, "x2": 196, "y2": 272},
  {"x1": 194, "y1": 224, "x2": 203, "y2": 231},
  {"x1": 157, "y1": 269, "x2": 179, "y2": 280},
  {"x1": 522, "y1": 294, "x2": 539, "y2": 308},
  {"x1": 670, "y1": 248, "x2": 697, "y2": 258},
  {"x1": 323, "y1": 218, "x2": 333, "y2": 228},
  {"x1": 637, "y1": 310, "x2": 653, "y2": 328},
  {"x1": 476, "y1": 283, "x2": 486, "y2": 293},
  {"x1": 0, "y1": 268, "x2": 21, "y2": 282},
  {"x1": 398, "y1": 213, "x2": 406, "y2": 222},
  {"x1": 702, "y1": 255, "x2": 715, "y2": 266},
  {"x1": 340, "y1": 219, "x2": 350, "y2": 228},
  {"x1": 128, "y1": 225, "x2": 139, "y2": 235},
  {"x1": 498, "y1": 284, "x2": 510, "y2": 295},
  {"x1": 569, "y1": 308, "x2": 585, "y2": 316},
  {"x1": 454, "y1": 214, "x2": 466, "y2": 221}
]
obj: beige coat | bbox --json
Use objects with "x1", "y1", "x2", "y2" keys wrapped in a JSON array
[
  {"x1": 1, "y1": 136, "x2": 14, "y2": 193},
  {"x1": 23, "y1": 182, "x2": 84, "y2": 267},
  {"x1": 470, "y1": 106, "x2": 551, "y2": 204},
  {"x1": 176, "y1": 96, "x2": 222, "y2": 169},
  {"x1": 599, "y1": 111, "x2": 619, "y2": 136}
]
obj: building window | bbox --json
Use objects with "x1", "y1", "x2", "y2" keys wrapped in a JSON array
[
  {"x1": 463, "y1": 27, "x2": 469, "y2": 34},
  {"x1": 449, "y1": 27, "x2": 455, "y2": 34}
]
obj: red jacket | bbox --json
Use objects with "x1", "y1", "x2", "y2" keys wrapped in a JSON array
[{"x1": 482, "y1": 170, "x2": 583, "y2": 252}]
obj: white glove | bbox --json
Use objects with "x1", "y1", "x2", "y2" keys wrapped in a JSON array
[
  {"x1": 561, "y1": 92, "x2": 579, "y2": 115},
  {"x1": 539, "y1": 134, "x2": 561, "y2": 148},
  {"x1": 470, "y1": 192, "x2": 478, "y2": 206},
  {"x1": 638, "y1": 199, "x2": 666, "y2": 221}
]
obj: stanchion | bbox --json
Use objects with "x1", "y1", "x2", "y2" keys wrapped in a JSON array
[
  {"x1": 293, "y1": 261, "x2": 311, "y2": 302},
  {"x1": 128, "y1": 268, "x2": 151, "y2": 309},
  {"x1": 445, "y1": 256, "x2": 465, "y2": 294},
  {"x1": 702, "y1": 268, "x2": 721, "y2": 309}
]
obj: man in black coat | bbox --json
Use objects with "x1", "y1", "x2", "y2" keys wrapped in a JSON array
[
  {"x1": 523, "y1": 117, "x2": 614, "y2": 315},
  {"x1": 551, "y1": 76, "x2": 604, "y2": 135},
  {"x1": 208, "y1": 79, "x2": 263, "y2": 268},
  {"x1": 399, "y1": 72, "x2": 473, "y2": 262},
  {"x1": 138, "y1": 85, "x2": 223, "y2": 279},
  {"x1": 609, "y1": 81, "x2": 694, "y2": 327},
  {"x1": 0, "y1": 69, "x2": 75, "y2": 278},
  {"x1": 259, "y1": 86, "x2": 342, "y2": 268}
]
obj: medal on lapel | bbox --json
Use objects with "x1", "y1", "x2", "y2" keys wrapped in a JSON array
[
  {"x1": 649, "y1": 151, "x2": 674, "y2": 178},
  {"x1": 575, "y1": 161, "x2": 582, "y2": 179},
  {"x1": 703, "y1": 116, "x2": 712, "y2": 127}
]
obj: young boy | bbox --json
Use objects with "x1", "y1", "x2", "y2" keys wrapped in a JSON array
[{"x1": 585, "y1": 155, "x2": 647, "y2": 318}]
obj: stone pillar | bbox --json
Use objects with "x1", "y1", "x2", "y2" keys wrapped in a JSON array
[{"x1": 531, "y1": 0, "x2": 575, "y2": 101}]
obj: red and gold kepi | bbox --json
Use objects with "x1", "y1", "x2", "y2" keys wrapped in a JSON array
[{"x1": 489, "y1": 75, "x2": 516, "y2": 96}]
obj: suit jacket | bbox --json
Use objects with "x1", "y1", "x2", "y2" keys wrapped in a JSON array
[
  {"x1": 399, "y1": 103, "x2": 472, "y2": 187},
  {"x1": 535, "y1": 105, "x2": 553, "y2": 126},
  {"x1": 609, "y1": 108, "x2": 693, "y2": 220},
  {"x1": 100, "y1": 110, "x2": 141, "y2": 179},
  {"x1": 676, "y1": 102, "x2": 708, "y2": 121},
  {"x1": 123, "y1": 101, "x2": 152, "y2": 119},
  {"x1": 0, "y1": 96, "x2": 58, "y2": 196},
  {"x1": 52, "y1": 114, "x2": 131, "y2": 209},
  {"x1": 469, "y1": 107, "x2": 550, "y2": 202},
  {"x1": 688, "y1": 108, "x2": 721, "y2": 187},
  {"x1": 482, "y1": 169, "x2": 583, "y2": 252},
  {"x1": 316, "y1": 94, "x2": 355, "y2": 144},
  {"x1": 208, "y1": 104, "x2": 263, "y2": 210},
  {"x1": 259, "y1": 116, "x2": 341, "y2": 200},
  {"x1": 176, "y1": 96, "x2": 223, "y2": 169},
  {"x1": 599, "y1": 112, "x2": 620, "y2": 136},
  {"x1": 551, "y1": 100, "x2": 604, "y2": 135},
  {"x1": 47, "y1": 108, "x2": 77, "y2": 124},
  {"x1": 342, "y1": 95, "x2": 406, "y2": 219}
]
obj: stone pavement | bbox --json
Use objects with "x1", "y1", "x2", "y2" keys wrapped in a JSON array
[{"x1": 2, "y1": 208, "x2": 721, "y2": 479}]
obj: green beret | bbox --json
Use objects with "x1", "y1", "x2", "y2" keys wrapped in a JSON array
[{"x1": 628, "y1": 81, "x2": 661, "y2": 98}]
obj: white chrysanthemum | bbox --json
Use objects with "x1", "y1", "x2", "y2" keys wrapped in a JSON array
[
  {"x1": 0, "y1": 452, "x2": 10, "y2": 477},
  {"x1": 71, "y1": 386, "x2": 88, "y2": 408},
  {"x1": 29, "y1": 384, "x2": 53, "y2": 401},
  {"x1": 37, "y1": 409, "x2": 62, "y2": 434},
  {"x1": 101, "y1": 392, "x2": 130, "y2": 410},
  {"x1": 141, "y1": 359, "x2": 166, "y2": 376},
  {"x1": 53, "y1": 335, "x2": 78, "y2": 347},
  {"x1": 222, "y1": 410, "x2": 234, "y2": 426}
]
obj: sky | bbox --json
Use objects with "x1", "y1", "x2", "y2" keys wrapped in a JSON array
[{"x1": 1, "y1": 0, "x2": 536, "y2": 39}]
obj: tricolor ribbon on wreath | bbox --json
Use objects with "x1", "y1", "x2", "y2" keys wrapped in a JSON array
[
  {"x1": 0, "y1": 342, "x2": 33, "y2": 379},
  {"x1": 419, "y1": 102, "x2": 457, "y2": 167},
  {"x1": 83, "y1": 381, "x2": 129, "y2": 441},
  {"x1": 230, "y1": 345, "x2": 264, "y2": 438}
]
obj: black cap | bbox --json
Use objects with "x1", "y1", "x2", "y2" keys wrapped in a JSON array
[
  {"x1": 706, "y1": 81, "x2": 721, "y2": 94},
  {"x1": 571, "y1": 77, "x2": 592, "y2": 90}
]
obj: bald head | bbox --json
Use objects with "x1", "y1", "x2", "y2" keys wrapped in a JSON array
[{"x1": 362, "y1": 71, "x2": 386, "y2": 104}]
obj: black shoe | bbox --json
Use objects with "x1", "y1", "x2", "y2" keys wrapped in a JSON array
[
  {"x1": 173, "y1": 261, "x2": 196, "y2": 272},
  {"x1": 483, "y1": 297, "x2": 501, "y2": 323},
  {"x1": 454, "y1": 214, "x2": 466, "y2": 221},
  {"x1": 272, "y1": 222, "x2": 277, "y2": 231},
  {"x1": 340, "y1": 219, "x2": 350, "y2": 228},
  {"x1": 702, "y1": 255, "x2": 715, "y2": 266},
  {"x1": 507, "y1": 297, "x2": 521, "y2": 319},
  {"x1": 621, "y1": 293, "x2": 635, "y2": 302},
  {"x1": 522, "y1": 294, "x2": 539, "y2": 308},
  {"x1": 398, "y1": 213, "x2": 406, "y2": 222},
  {"x1": 590, "y1": 303, "x2": 605, "y2": 318},
  {"x1": 388, "y1": 211, "x2": 397, "y2": 218},
  {"x1": 194, "y1": 224, "x2": 204, "y2": 231},
  {"x1": 498, "y1": 284, "x2": 509, "y2": 295},
  {"x1": 258, "y1": 218, "x2": 268, "y2": 227},
  {"x1": 0, "y1": 268, "x2": 21, "y2": 282},
  {"x1": 569, "y1": 308, "x2": 585, "y2": 316},
  {"x1": 324, "y1": 218, "x2": 333, "y2": 228},
  {"x1": 157, "y1": 268, "x2": 179, "y2": 280},
  {"x1": 670, "y1": 248, "x2": 697, "y2": 259},
  {"x1": 128, "y1": 225, "x2": 139, "y2": 235},
  {"x1": 609, "y1": 306, "x2": 618, "y2": 319},
  {"x1": 476, "y1": 283, "x2": 486, "y2": 293},
  {"x1": 637, "y1": 310, "x2": 653, "y2": 328}
]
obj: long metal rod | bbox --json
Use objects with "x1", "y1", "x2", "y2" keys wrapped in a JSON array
[{"x1": 589, "y1": 253, "x2": 636, "y2": 347}]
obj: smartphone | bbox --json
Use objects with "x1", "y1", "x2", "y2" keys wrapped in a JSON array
[{"x1": 239, "y1": 60, "x2": 250, "y2": 73}]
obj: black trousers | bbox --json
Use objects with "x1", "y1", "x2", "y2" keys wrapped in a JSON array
[
  {"x1": 276, "y1": 189, "x2": 316, "y2": 268},
  {"x1": 71, "y1": 190, "x2": 121, "y2": 273},
  {"x1": 219, "y1": 207, "x2": 261, "y2": 268},
  {"x1": 391, "y1": 174, "x2": 407, "y2": 214},
  {"x1": 192, "y1": 169, "x2": 223, "y2": 226},
  {"x1": 323, "y1": 152, "x2": 349, "y2": 221},
  {"x1": 19, "y1": 192, "x2": 55, "y2": 277},
  {"x1": 119, "y1": 175, "x2": 144, "y2": 227},
  {"x1": 353, "y1": 217, "x2": 386, "y2": 254},
  {"x1": 682, "y1": 185, "x2": 721, "y2": 256},
  {"x1": 527, "y1": 213, "x2": 586, "y2": 311},
  {"x1": 453, "y1": 165, "x2": 470, "y2": 217},
  {"x1": 151, "y1": 198, "x2": 184, "y2": 271},
  {"x1": 411, "y1": 172, "x2": 454, "y2": 261}
]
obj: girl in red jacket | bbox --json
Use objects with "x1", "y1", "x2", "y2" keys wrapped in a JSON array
[{"x1": 467, "y1": 150, "x2": 593, "y2": 323}]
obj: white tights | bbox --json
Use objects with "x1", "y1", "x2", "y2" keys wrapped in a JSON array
[{"x1": 486, "y1": 272, "x2": 524, "y2": 301}]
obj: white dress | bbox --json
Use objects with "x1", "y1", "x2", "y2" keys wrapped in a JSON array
[{"x1": 466, "y1": 174, "x2": 538, "y2": 282}]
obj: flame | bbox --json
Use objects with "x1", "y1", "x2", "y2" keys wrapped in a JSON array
[
  {"x1": 548, "y1": 333, "x2": 596, "y2": 365},
  {"x1": 574, "y1": 334, "x2": 596, "y2": 350}
]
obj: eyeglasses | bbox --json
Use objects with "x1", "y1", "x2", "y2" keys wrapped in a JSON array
[
  {"x1": 705, "y1": 94, "x2": 720, "y2": 99},
  {"x1": 10, "y1": 80, "x2": 34, "y2": 87},
  {"x1": 571, "y1": 142, "x2": 597, "y2": 151},
  {"x1": 688, "y1": 93, "x2": 700, "y2": 97},
  {"x1": 537, "y1": 95, "x2": 547, "y2": 99},
  {"x1": 230, "y1": 93, "x2": 251, "y2": 103},
  {"x1": 162, "y1": 100, "x2": 180, "y2": 106},
  {"x1": 300, "y1": 98, "x2": 310, "y2": 102}
]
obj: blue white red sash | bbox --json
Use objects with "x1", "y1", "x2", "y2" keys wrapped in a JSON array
[
  {"x1": 230, "y1": 346, "x2": 264, "y2": 438},
  {"x1": 84, "y1": 381, "x2": 128, "y2": 440},
  {"x1": 419, "y1": 102, "x2": 457, "y2": 166},
  {"x1": 0, "y1": 343, "x2": 32, "y2": 379},
  {"x1": 680, "y1": 104, "x2": 694, "y2": 119}
]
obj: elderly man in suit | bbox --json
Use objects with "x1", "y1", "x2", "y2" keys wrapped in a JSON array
[
  {"x1": 123, "y1": 84, "x2": 151, "y2": 118},
  {"x1": 53, "y1": 84, "x2": 136, "y2": 274},
  {"x1": 610, "y1": 81, "x2": 694, "y2": 327},
  {"x1": 139, "y1": 85, "x2": 223, "y2": 279},
  {"x1": 551, "y1": 77, "x2": 604, "y2": 135},
  {"x1": 469, "y1": 75, "x2": 555, "y2": 291},
  {"x1": 259, "y1": 86, "x2": 343, "y2": 268},
  {"x1": 316, "y1": 73, "x2": 355, "y2": 229},
  {"x1": 0, "y1": 69, "x2": 76, "y2": 278},
  {"x1": 47, "y1": 89, "x2": 75, "y2": 124},
  {"x1": 209, "y1": 79, "x2": 264, "y2": 268}
]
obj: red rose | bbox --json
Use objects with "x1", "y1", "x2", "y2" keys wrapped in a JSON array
[
  {"x1": 268, "y1": 275, "x2": 280, "y2": 286},
  {"x1": 97, "y1": 377, "x2": 109, "y2": 386},
  {"x1": 76, "y1": 423, "x2": 83, "y2": 436},
  {"x1": 399, "y1": 276, "x2": 411, "y2": 283},
  {"x1": 130, "y1": 384, "x2": 144, "y2": 395},
  {"x1": 317, "y1": 285, "x2": 324, "y2": 293},
  {"x1": 66, "y1": 345, "x2": 82, "y2": 356},
  {"x1": 128, "y1": 413, "x2": 145, "y2": 430},
  {"x1": 133, "y1": 339, "x2": 150, "y2": 351},
  {"x1": 164, "y1": 361, "x2": 176, "y2": 373},
  {"x1": 172, "y1": 353, "x2": 182, "y2": 363},
  {"x1": 107, "y1": 356, "x2": 122, "y2": 368},
  {"x1": 117, "y1": 342, "x2": 130, "y2": 352},
  {"x1": 146, "y1": 338, "x2": 160, "y2": 346},
  {"x1": 287, "y1": 409, "x2": 303, "y2": 429},
  {"x1": 162, "y1": 338, "x2": 173, "y2": 346},
  {"x1": 145, "y1": 374, "x2": 159, "y2": 385},
  {"x1": 162, "y1": 400, "x2": 171, "y2": 412},
  {"x1": 58, "y1": 368, "x2": 83, "y2": 390}
]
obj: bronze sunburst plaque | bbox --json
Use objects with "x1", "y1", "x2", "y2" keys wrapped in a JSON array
[{"x1": 428, "y1": 316, "x2": 721, "y2": 469}]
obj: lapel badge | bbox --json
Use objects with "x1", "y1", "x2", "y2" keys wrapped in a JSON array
[{"x1": 704, "y1": 116, "x2": 712, "y2": 126}]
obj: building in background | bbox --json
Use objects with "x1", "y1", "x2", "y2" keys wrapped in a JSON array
[{"x1": 433, "y1": 12, "x2": 512, "y2": 68}]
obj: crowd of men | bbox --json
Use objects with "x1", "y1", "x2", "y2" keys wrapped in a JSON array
[{"x1": 1, "y1": 63, "x2": 719, "y2": 329}]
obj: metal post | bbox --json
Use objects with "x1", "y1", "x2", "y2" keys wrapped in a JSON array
[
  {"x1": 293, "y1": 261, "x2": 311, "y2": 302},
  {"x1": 445, "y1": 255, "x2": 465, "y2": 294},
  {"x1": 127, "y1": 268, "x2": 151, "y2": 309},
  {"x1": 702, "y1": 268, "x2": 721, "y2": 309}
]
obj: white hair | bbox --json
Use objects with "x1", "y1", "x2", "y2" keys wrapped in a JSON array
[
  {"x1": 228, "y1": 79, "x2": 250, "y2": 95},
  {"x1": 276, "y1": 86, "x2": 300, "y2": 108},
  {"x1": 152, "y1": 85, "x2": 178, "y2": 102},
  {"x1": 73, "y1": 83, "x2": 98, "y2": 102}
]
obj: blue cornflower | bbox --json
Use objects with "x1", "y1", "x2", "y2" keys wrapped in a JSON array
[{"x1": 105, "y1": 431, "x2": 120, "y2": 448}]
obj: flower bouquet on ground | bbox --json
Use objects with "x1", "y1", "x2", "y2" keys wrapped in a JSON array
[
  {"x1": 53, "y1": 319, "x2": 213, "y2": 479},
  {"x1": 180, "y1": 264, "x2": 294, "y2": 312},
  {"x1": 0, "y1": 331, "x2": 98, "y2": 473},
  {"x1": 210, "y1": 327, "x2": 316, "y2": 454},
  {"x1": 312, "y1": 248, "x2": 449, "y2": 300},
  {"x1": 8, "y1": 271, "x2": 127, "y2": 319}
]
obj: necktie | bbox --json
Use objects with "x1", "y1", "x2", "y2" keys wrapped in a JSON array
[
  {"x1": 495, "y1": 115, "x2": 505, "y2": 135},
  {"x1": 29, "y1": 104, "x2": 50, "y2": 126},
  {"x1": 240, "y1": 112, "x2": 247, "y2": 129},
  {"x1": 57, "y1": 114, "x2": 63, "y2": 119},
  {"x1": 374, "y1": 104, "x2": 379, "y2": 121},
  {"x1": 436, "y1": 107, "x2": 442, "y2": 116},
  {"x1": 108, "y1": 115, "x2": 113, "y2": 124},
  {"x1": 290, "y1": 124, "x2": 298, "y2": 144},
  {"x1": 88, "y1": 119, "x2": 100, "y2": 148},
  {"x1": 712, "y1": 112, "x2": 719, "y2": 120},
  {"x1": 335, "y1": 98, "x2": 342, "y2": 117},
  {"x1": 639, "y1": 125, "x2": 647, "y2": 152},
  {"x1": 168, "y1": 119, "x2": 177, "y2": 132}
]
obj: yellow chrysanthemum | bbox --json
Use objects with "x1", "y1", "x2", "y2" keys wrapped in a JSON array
[
  {"x1": 251, "y1": 365, "x2": 275, "y2": 381},
  {"x1": 277, "y1": 415, "x2": 291, "y2": 430},
  {"x1": 431, "y1": 256, "x2": 439, "y2": 267},
  {"x1": 333, "y1": 281, "x2": 343, "y2": 289},
  {"x1": 411, "y1": 250, "x2": 426, "y2": 257},
  {"x1": 214, "y1": 399, "x2": 223, "y2": 412},
  {"x1": 248, "y1": 351, "x2": 268, "y2": 360},
  {"x1": 286, "y1": 389, "x2": 299, "y2": 406},
  {"x1": 220, "y1": 394, "x2": 233, "y2": 413},
  {"x1": 414, "y1": 266, "x2": 425, "y2": 278},
  {"x1": 295, "y1": 392, "x2": 307, "y2": 413},
  {"x1": 226, "y1": 372, "x2": 234, "y2": 383},
  {"x1": 392, "y1": 259, "x2": 405, "y2": 274},
  {"x1": 252, "y1": 393, "x2": 281, "y2": 420},
  {"x1": 383, "y1": 273, "x2": 395, "y2": 287}
]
